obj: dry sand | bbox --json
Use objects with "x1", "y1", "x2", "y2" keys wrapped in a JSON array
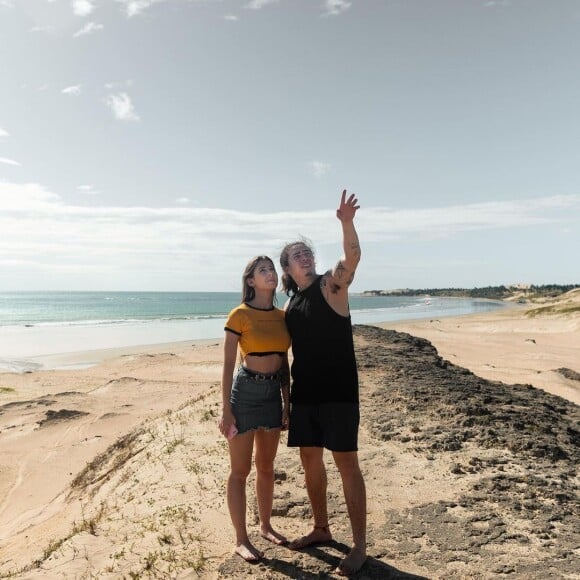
[{"x1": 0, "y1": 291, "x2": 578, "y2": 579}]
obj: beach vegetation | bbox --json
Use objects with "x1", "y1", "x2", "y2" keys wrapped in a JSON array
[
  {"x1": 526, "y1": 304, "x2": 580, "y2": 317},
  {"x1": 158, "y1": 532, "x2": 174, "y2": 545},
  {"x1": 72, "y1": 502, "x2": 107, "y2": 535},
  {"x1": 185, "y1": 458, "x2": 201, "y2": 474},
  {"x1": 143, "y1": 550, "x2": 159, "y2": 571},
  {"x1": 0, "y1": 386, "x2": 15, "y2": 393},
  {"x1": 365, "y1": 283, "x2": 580, "y2": 300},
  {"x1": 38, "y1": 537, "x2": 67, "y2": 565},
  {"x1": 201, "y1": 406, "x2": 217, "y2": 421},
  {"x1": 163, "y1": 423, "x2": 185, "y2": 454},
  {"x1": 6, "y1": 503, "x2": 110, "y2": 576},
  {"x1": 70, "y1": 428, "x2": 147, "y2": 493}
]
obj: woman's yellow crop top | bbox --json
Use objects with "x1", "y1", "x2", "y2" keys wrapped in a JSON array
[{"x1": 224, "y1": 303, "x2": 290, "y2": 359}]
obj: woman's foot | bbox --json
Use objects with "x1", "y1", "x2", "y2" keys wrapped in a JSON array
[
  {"x1": 288, "y1": 525, "x2": 332, "y2": 550},
  {"x1": 335, "y1": 546, "x2": 367, "y2": 576},
  {"x1": 234, "y1": 541, "x2": 263, "y2": 562},
  {"x1": 260, "y1": 525, "x2": 288, "y2": 545}
]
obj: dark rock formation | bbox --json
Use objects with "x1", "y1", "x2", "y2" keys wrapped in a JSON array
[{"x1": 38, "y1": 408, "x2": 89, "y2": 428}]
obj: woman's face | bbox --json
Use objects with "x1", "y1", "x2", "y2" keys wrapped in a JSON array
[{"x1": 248, "y1": 259, "x2": 278, "y2": 291}]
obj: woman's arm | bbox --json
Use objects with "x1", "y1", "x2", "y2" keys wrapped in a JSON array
[
  {"x1": 219, "y1": 330, "x2": 239, "y2": 436},
  {"x1": 280, "y1": 353, "x2": 290, "y2": 430}
]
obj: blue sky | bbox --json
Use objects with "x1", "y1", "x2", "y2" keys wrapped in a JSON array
[{"x1": 1, "y1": 0, "x2": 579, "y2": 292}]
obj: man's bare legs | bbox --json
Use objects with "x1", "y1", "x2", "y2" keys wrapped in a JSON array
[
  {"x1": 288, "y1": 447, "x2": 333, "y2": 549},
  {"x1": 332, "y1": 450, "x2": 367, "y2": 576},
  {"x1": 254, "y1": 429, "x2": 287, "y2": 545}
]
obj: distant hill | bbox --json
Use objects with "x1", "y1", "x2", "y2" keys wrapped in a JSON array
[{"x1": 361, "y1": 284, "x2": 580, "y2": 301}]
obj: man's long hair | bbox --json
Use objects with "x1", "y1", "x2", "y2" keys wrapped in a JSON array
[{"x1": 279, "y1": 238, "x2": 315, "y2": 296}]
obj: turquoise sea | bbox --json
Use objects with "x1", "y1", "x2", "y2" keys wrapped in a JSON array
[
  {"x1": 0, "y1": 291, "x2": 506, "y2": 327},
  {"x1": 0, "y1": 292, "x2": 508, "y2": 372}
]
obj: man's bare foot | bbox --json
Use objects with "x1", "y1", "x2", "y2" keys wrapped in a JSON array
[
  {"x1": 288, "y1": 525, "x2": 332, "y2": 550},
  {"x1": 260, "y1": 526, "x2": 288, "y2": 545},
  {"x1": 335, "y1": 547, "x2": 367, "y2": 576},
  {"x1": 234, "y1": 541, "x2": 263, "y2": 562}
]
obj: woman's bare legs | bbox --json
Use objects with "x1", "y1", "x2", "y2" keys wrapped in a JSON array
[
  {"x1": 227, "y1": 430, "x2": 263, "y2": 561},
  {"x1": 254, "y1": 428, "x2": 288, "y2": 544}
]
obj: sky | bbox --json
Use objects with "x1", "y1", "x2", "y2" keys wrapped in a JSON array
[{"x1": 1, "y1": 0, "x2": 579, "y2": 292}]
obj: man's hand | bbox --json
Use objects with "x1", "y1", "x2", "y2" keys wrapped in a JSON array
[{"x1": 336, "y1": 189, "x2": 360, "y2": 223}]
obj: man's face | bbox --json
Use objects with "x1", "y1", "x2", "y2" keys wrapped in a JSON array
[{"x1": 286, "y1": 244, "x2": 315, "y2": 279}]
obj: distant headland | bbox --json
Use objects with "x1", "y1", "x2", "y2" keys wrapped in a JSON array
[{"x1": 361, "y1": 283, "x2": 580, "y2": 301}]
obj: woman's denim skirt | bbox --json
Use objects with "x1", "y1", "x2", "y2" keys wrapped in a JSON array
[{"x1": 230, "y1": 366, "x2": 283, "y2": 435}]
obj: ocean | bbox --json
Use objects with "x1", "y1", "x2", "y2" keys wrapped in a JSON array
[{"x1": 0, "y1": 291, "x2": 507, "y2": 372}]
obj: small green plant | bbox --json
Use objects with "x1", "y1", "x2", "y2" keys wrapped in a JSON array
[
  {"x1": 185, "y1": 459, "x2": 201, "y2": 474},
  {"x1": 201, "y1": 408, "x2": 216, "y2": 422},
  {"x1": 38, "y1": 537, "x2": 66, "y2": 564},
  {"x1": 158, "y1": 533, "x2": 174, "y2": 545},
  {"x1": 143, "y1": 551, "x2": 159, "y2": 571}
]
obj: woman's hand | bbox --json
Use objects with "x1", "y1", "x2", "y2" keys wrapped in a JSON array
[
  {"x1": 219, "y1": 407, "x2": 236, "y2": 438},
  {"x1": 281, "y1": 406, "x2": 290, "y2": 431}
]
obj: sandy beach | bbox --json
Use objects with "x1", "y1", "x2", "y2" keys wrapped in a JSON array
[
  {"x1": 0, "y1": 291, "x2": 578, "y2": 578},
  {"x1": 385, "y1": 290, "x2": 580, "y2": 406}
]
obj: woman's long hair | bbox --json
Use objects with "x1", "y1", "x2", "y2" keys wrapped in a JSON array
[
  {"x1": 242, "y1": 256, "x2": 277, "y2": 305},
  {"x1": 279, "y1": 239, "x2": 315, "y2": 296}
]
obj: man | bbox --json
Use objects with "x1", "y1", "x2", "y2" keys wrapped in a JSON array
[{"x1": 279, "y1": 190, "x2": 366, "y2": 576}]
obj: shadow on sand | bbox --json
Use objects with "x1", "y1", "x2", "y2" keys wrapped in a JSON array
[{"x1": 261, "y1": 540, "x2": 428, "y2": 579}]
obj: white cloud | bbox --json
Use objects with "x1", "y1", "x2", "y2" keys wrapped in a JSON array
[
  {"x1": 117, "y1": 0, "x2": 166, "y2": 17},
  {"x1": 73, "y1": 21, "x2": 103, "y2": 37},
  {"x1": 0, "y1": 0, "x2": 14, "y2": 7},
  {"x1": 30, "y1": 25, "x2": 56, "y2": 33},
  {"x1": 72, "y1": 0, "x2": 95, "y2": 17},
  {"x1": 0, "y1": 127, "x2": 9, "y2": 137},
  {"x1": 323, "y1": 0, "x2": 351, "y2": 16},
  {"x1": 357, "y1": 195, "x2": 580, "y2": 242},
  {"x1": 104, "y1": 92, "x2": 140, "y2": 121},
  {"x1": 62, "y1": 85, "x2": 82, "y2": 96},
  {"x1": 246, "y1": 0, "x2": 279, "y2": 10},
  {"x1": 175, "y1": 197, "x2": 190, "y2": 205},
  {"x1": 483, "y1": 0, "x2": 510, "y2": 7},
  {"x1": 224, "y1": 14, "x2": 239, "y2": 21},
  {"x1": 1, "y1": 182, "x2": 578, "y2": 291},
  {"x1": 104, "y1": 79, "x2": 134, "y2": 90},
  {"x1": 77, "y1": 184, "x2": 99, "y2": 195},
  {"x1": 309, "y1": 160, "x2": 331, "y2": 178},
  {"x1": 0, "y1": 157, "x2": 21, "y2": 166}
]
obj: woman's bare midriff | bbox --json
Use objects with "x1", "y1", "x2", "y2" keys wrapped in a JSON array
[{"x1": 243, "y1": 353, "x2": 284, "y2": 374}]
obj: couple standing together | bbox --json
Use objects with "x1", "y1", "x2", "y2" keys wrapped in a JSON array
[{"x1": 219, "y1": 190, "x2": 366, "y2": 577}]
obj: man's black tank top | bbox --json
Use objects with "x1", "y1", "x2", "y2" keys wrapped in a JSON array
[{"x1": 285, "y1": 275, "x2": 359, "y2": 405}]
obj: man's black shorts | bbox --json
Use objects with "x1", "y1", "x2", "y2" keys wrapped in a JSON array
[{"x1": 288, "y1": 402, "x2": 359, "y2": 452}]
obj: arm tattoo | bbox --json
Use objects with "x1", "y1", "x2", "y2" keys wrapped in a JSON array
[
  {"x1": 335, "y1": 260, "x2": 347, "y2": 280},
  {"x1": 322, "y1": 272, "x2": 341, "y2": 295}
]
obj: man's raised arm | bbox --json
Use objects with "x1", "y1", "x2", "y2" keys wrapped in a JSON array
[{"x1": 329, "y1": 190, "x2": 361, "y2": 292}]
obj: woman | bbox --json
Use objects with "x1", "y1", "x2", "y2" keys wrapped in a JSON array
[{"x1": 219, "y1": 255, "x2": 291, "y2": 562}]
